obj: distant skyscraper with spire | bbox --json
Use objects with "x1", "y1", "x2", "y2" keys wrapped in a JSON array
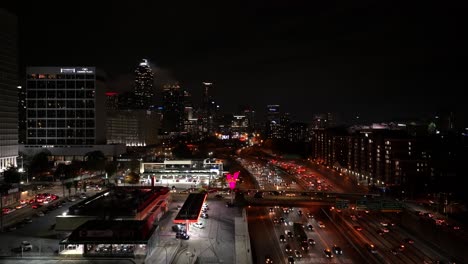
[{"x1": 133, "y1": 59, "x2": 154, "y2": 109}]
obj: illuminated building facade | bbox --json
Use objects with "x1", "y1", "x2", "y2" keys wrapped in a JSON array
[
  {"x1": 0, "y1": 9, "x2": 18, "y2": 171},
  {"x1": 134, "y1": 59, "x2": 154, "y2": 109},
  {"x1": 161, "y1": 82, "x2": 185, "y2": 133},
  {"x1": 25, "y1": 67, "x2": 106, "y2": 146}
]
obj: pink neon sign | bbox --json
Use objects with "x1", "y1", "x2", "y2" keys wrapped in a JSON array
[{"x1": 226, "y1": 171, "x2": 240, "y2": 190}]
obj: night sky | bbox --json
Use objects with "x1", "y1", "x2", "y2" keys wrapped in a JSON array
[{"x1": 6, "y1": 1, "x2": 467, "y2": 123}]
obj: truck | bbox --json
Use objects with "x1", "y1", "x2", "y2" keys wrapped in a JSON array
[{"x1": 293, "y1": 223, "x2": 309, "y2": 250}]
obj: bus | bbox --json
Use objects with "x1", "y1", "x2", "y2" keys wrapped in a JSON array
[{"x1": 293, "y1": 223, "x2": 309, "y2": 250}]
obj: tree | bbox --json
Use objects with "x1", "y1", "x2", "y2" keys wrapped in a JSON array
[
  {"x1": 105, "y1": 161, "x2": 118, "y2": 178},
  {"x1": 29, "y1": 151, "x2": 51, "y2": 179},
  {"x1": 3, "y1": 167, "x2": 21, "y2": 184},
  {"x1": 172, "y1": 143, "x2": 193, "y2": 159},
  {"x1": 65, "y1": 182, "x2": 73, "y2": 197},
  {"x1": 124, "y1": 171, "x2": 140, "y2": 184},
  {"x1": 73, "y1": 180, "x2": 79, "y2": 194},
  {"x1": 129, "y1": 158, "x2": 140, "y2": 173},
  {"x1": 84, "y1": 151, "x2": 106, "y2": 174}
]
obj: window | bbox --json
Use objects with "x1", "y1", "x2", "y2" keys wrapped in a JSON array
[
  {"x1": 27, "y1": 110, "x2": 36, "y2": 118},
  {"x1": 66, "y1": 100, "x2": 75, "y2": 108},
  {"x1": 27, "y1": 74, "x2": 37, "y2": 79},
  {"x1": 76, "y1": 129, "x2": 85, "y2": 137},
  {"x1": 76, "y1": 90, "x2": 85, "y2": 98},
  {"x1": 86, "y1": 90, "x2": 94, "y2": 98},
  {"x1": 86, "y1": 129, "x2": 94, "y2": 137},
  {"x1": 66, "y1": 74, "x2": 75, "y2": 79},
  {"x1": 57, "y1": 74, "x2": 66, "y2": 79},
  {"x1": 76, "y1": 100, "x2": 85, "y2": 108},
  {"x1": 56, "y1": 100, "x2": 65, "y2": 108},
  {"x1": 47, "y1": 139, "x2": 55, "y2": 145},
  {"x1": 37, "y1": 110, "x2": 46, "y2": 118},
  {"x1": 47, "y1": 91, "x2": 56, "y2": 99},
  {"x1": 66, "y1": 138, "x2": 75, "y2": 144},
  {"x1": 47, "y1": 120, "x2": 56, "y2": 127},
  {"x1": 37, "y1": 100, "x2": 46, "y2": 108},
  {"x1": 85, "y1": 100, "x2": 94, "y2": 108},
  {"x1": 66, "y1": 91, "x2": 75, "y2": 98},
  {"x1": 27, "y1": 80, "x2": 37, "y2": 88},
  {"x1": 47, "y1": 110, "x2": 56, "y2": 118},
  {"x1": 57, "y1": 110, "x2": 65, "y2": 118},
  {"x1": 86, "y1": 110, "x2": 94, "y2": 118},
  {"x1": 28, "y1": 129, "x2": 36, "y2": 137},
  {"x1": 57, "y1": 139, "x2": 66, "y2": 144},
  {"x1": 47, "y1": 130, "x2": 56, "y2": 137},
  {"x1": 37, "y1": 129, "x2": 46, "y2": 137},
  {"x1": 57, "y1": 120, "x2": 65, "y2": 128},
  {"x1": 76, "y1": 138, "x2": 84, "y2": 144},
  {"x1": 27, "y1": 100, "x2": 36, "y2": 108},
  {"x1": 85, "y1": 81, "x2": 94, "y2": 88},
  {"x1": 76, "y1": 110, "x2": 85, "y2": 118},
  {"x1": 85, "y1": 74, "x2": 95, "y2": 80},
  {"x1": 47, "y1": 100, "x2": 56, "y2": 108},
  {"x1": 47, "y1": 81, "x2": 56, "y2": 88},
  {"x1": 86, "y1": 139, "x2": 94, "y2": 144},
  {"x1": 85, "y1": 120, "x2": 94, "y2": 127},
  {"x1": 66, "y1": 120, "x2": 75, "y2": 128},
  {"x1": 57, "y1": 81, "x2": 66, "y2": 89},
  {"x1": 66, "y1": 129, "x2": 74, "y2": 137},
  {"x1": 37, "y1": 91, "x2": 46, "y2": 98},
  {"x1": 57, "y1": 90, "x2": 65, "y2": 99},
  {"x1": 66, "y1": 110, "x2": 75, "y2": 118},
  {"x1": 76, "y1": 120, "x2": 84, "y2": 127},
  {"x1": 37, "y1": 81, "x2": 46, "y2": 89},
  {"x1": 27, "y1": 90, "x2": 36, "y2": 98},
  {"x1": 76, "y1": 74, "x2": 85, "y2": 79},
  {"x1": 76, "y1": 81, "x2": 85, "y2": 89},
  {"x1": 66, "y1": 81, "x2": 75, "y2": 89}
]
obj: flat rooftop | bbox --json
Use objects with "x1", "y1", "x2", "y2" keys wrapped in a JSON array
[
  {"x1": 68, "y1": 186, "x2": 169, "y2": 217},
  {"x1": 61, "y1": 219, "x2": 156, "y2": 244},
  {"x1": 174, "y1": 193, "x2": 207, "y2": 223}
]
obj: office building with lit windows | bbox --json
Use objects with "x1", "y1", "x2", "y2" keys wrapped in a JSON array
[
  {"x1": 0, "y1": 9, "x2": 19, "y2": 172},
  {"x1": 21, "y1": 67, "x2": 124, "y2": 162},
  {"x1": 134, "y1": 59, "x2": 154, "y2": 109}
]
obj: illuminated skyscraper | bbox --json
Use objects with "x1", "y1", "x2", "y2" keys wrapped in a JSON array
[
  {"x1": 0, "y1": 9, "x2": 18, "y2": 172},
  {"x1": 133, "y1": 59, "x2": 154, "y2": 109}
]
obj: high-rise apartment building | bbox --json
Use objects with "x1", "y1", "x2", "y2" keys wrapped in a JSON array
[
  {"x1": 133, "y1": 59, "x2": 154, "y2": 109},
  {"x1": 25, "y1": 67, "x2": 105, "y2": 146},
  {"x1": 0, "y1": 9, "x2": 18, "y2": 172},
  {"x1": 161, "y1": 82, "x2": 185, "y2": 133}
]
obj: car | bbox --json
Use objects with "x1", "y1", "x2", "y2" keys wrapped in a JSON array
[
  {"x1": 269, "y1": 207, "x2": 274, "y2": 213},
  {"x1": 192, "y1": 222, "x2": 204, "y2": 229},
  {"x1": 403, "y1": 238, "x2": 415, "y2": 244},
  {"x1": 323, "y1": 249, "x2": 333, "y2": 258},
  {"x1": 265, "y1": 255, "x2": 273, "y2": 264},
  {"x1": 7, "y1": 225, "x2": 17, "y2": 231},
  {"x1": 36, "y1": 211, "x2": 45, "y2": 217},
  {"x1": 307, "y1": 212, "x2": 314, "y2": 219},
  {"x1": 21, "y1": 241, "x2": 33, "y2": 251},
  {"x1": 280, "y1": 217, "x2": 285, "y2": 223},
  {"x1": 287, "y1": 231, "x2": 293, "y2": 238},
  {"x1": 365, "y1": 243, "x2": 377, "y2": 254},
  {"x1": 175, "y1": 232, "x2": 190, "y2": 240},
  {"x1": 307, "y1": 224, "x2": 314, "y2": 231},
  {"x1": 354, "y1": 226, "x2": 363, "y2": 231},
  {"x1": 390, "y1": 247, "x2": 399, "y2": 255},
  {"x1": 287, "y1": 256, "x2": 295, "y2": 264},
  {"x1": 201, "y1": 213, "x2": 209, "y2": 219},
  {"x1": 308, "y1": 238, "x2": 316, "y2": 245},
  {"x1": 23, "y1": 217, "x2": 33, "y2": 223},
  {"x1": 202, "y1": 205, "x2": 209, "y2": 210},
  {"x1": 297, "y1": 210, "x2": 302, "y2": 215},
  {"x1": 333, "y1": 245, "x2": 343, "y2": 255},
  {"x1": 285, "y1": 244, "x2": 292, "y2": 253},
  {"x1": 294, "y1": 250, "x2": 302, "y2": 258},
  {"x1": 382, "y1": 228, "x2": 390, "y2": 233},
  {"x1": 273, "y1": 218, "x2": 279, "y2": 224},
  {"x1": 172, "y1": 224, "x2": 185, "y2": 232},
  {"x1": 380, "y1": 222, "x2": 389, "y2": 226},
  {"x1": 377, "y1": 229, "x2": 385, "y2": 235},
  {"x1": 300, "y1": 242, "x2": 309, "y2": 251},
  {"x1": 279, "y1": 235, "x2": 286, "y2": 242},
  {"x1": 318, "y1": 221, "x2": 325, "y2": 228},
  {"x1": 15, "y1": 204, "x2": 27, "y2": 210},
  {"x1": 225, "y1": 202, "x2": 234, "y2": 207}
]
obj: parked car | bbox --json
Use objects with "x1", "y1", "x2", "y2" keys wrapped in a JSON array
[
  {"x1": 21, "y1": 241, "x2": 33, "y2": 251},
  {"x1": 176, "y1": 232, "x2": 190, "y2": 240},
  {"x1": 201, "y1": 213, "x2": 209, "y2": 219},
  {"x1": 192, "y1": 222, "x2": 204, "y2": 229}
]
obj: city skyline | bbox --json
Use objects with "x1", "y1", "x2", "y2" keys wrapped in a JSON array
[{"x1": 5, "y1": 2, "x2": 466, "y2": 124}]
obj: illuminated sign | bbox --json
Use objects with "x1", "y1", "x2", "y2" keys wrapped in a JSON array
[
  {"x1": 76, "y1": 67, "x2": 94, "y2": 73},
  {"x1": 60, "y1": 68, "x2": 75, "y2": 73},
  {"x1": 226, "y1": 171, "x2": 240, "y2": 190}
]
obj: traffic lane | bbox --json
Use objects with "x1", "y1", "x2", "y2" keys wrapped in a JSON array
[
  {"x1": 248, "y1": 206, "x2": 286, "y2": 264},
  {"x1": 355, "y1": 212, "x2": 415, "y2": 264},
  {"x1": 371, "y1": 212, "x2": 449, "y2": 263}
]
